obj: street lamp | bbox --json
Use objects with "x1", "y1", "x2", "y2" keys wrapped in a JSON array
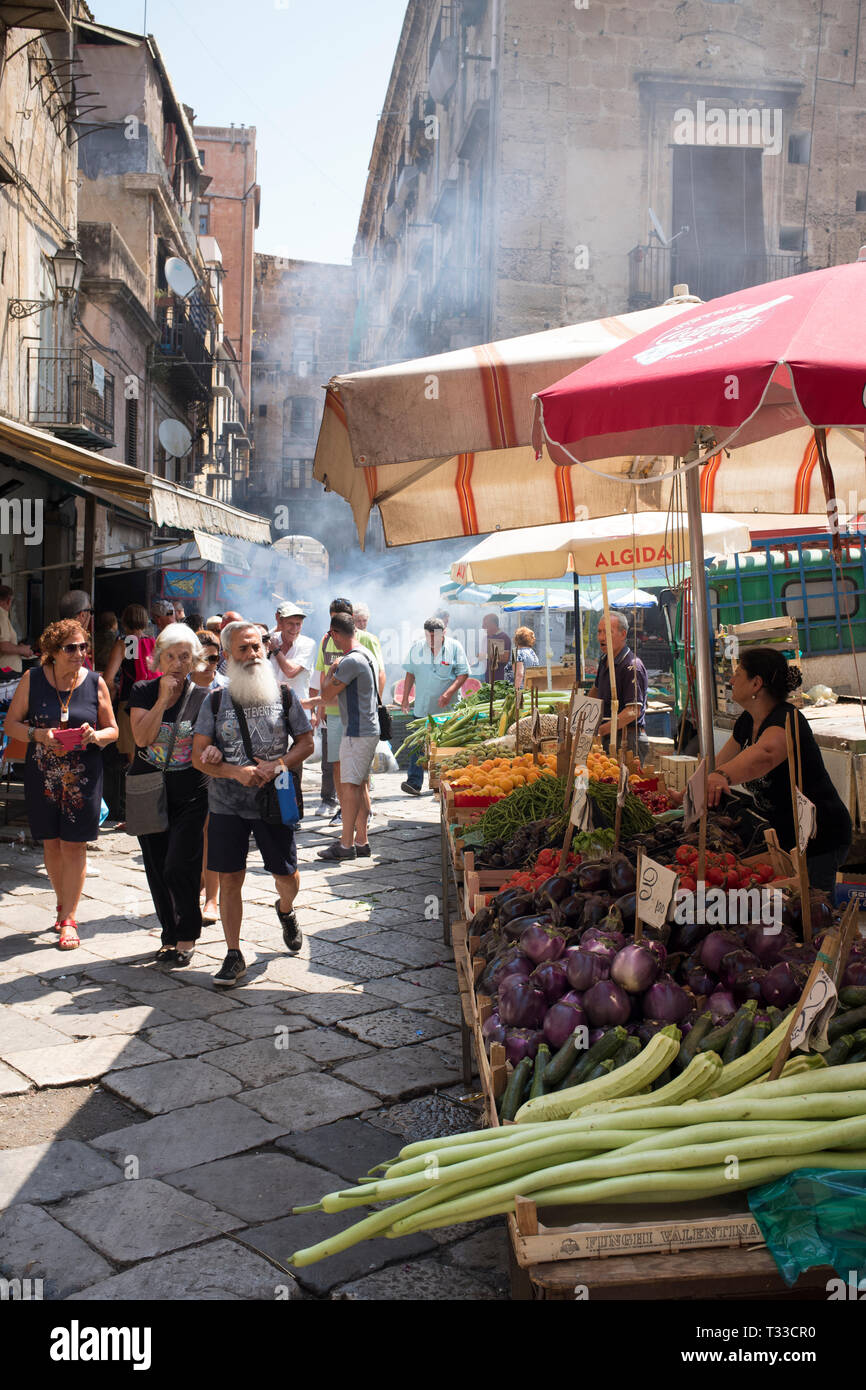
[
  {"x1": 214, "y1": 438, "x2": 229, "y2": 467},
  {"x1": 8, "y1": 240, "x2": 85, "y2": 318}
]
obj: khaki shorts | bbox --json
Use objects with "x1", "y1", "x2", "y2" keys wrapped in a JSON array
[{"x1": 339, "y1": 734, "x2": 379, "y2": 786}]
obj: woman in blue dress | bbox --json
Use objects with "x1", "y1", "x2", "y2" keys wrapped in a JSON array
[
  {"x1": 504, "y1": 626, "x2": 541, "y2": 692},
  {"x1": 4, "y1": 619, "x2": 118, "y2": 948}
]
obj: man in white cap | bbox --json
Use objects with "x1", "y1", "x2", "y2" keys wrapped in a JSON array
[{"x1": 267, "y1": 601, "x2": 315, "y2": 706}]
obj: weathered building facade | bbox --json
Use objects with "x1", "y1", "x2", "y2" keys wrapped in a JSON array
[
  {"x1": 356, "y1": 0, "x2": 866, "y2": 364},
  {"x1": 250, "y1": 253, "x2": 373, "y2": 559}
]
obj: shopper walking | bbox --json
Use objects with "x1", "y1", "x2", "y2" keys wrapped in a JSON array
[
  {"x1": 401, "y1": 618, "x2": 470, "y2": 795},
  {"x1": 267, "y1": 601, "x2": 316, "y2": 705},
  {"x1": 310, "y1": 599, "x2": 382, "y2": 820},
  {"x1": 0, "y1": 584, "x2": 32, "y2": 673},
  {"x1": 103, "y1": 604, "x2": 157, "y2": 768},
  {"x1": 504, "y1": 626, "x2": 541, "y2": 692},
  {"x1": 191, "y1": 629, "x2": 226, "y2": 924},
  {"x1": 193, "y1": 621, "x2": 314, "y2": 988},
  {"x1": 3, "y1": 619, "x2": 118, "y2": 948},
  {"x1": 128, "y1": 624, "x2": 211, "y2": 966},
  {"x1": 150, "y1": 600, "x2": 175, "y2": 636},
  {"x1": 317, "y1": 612, "x2": 379, "y2": 861}
]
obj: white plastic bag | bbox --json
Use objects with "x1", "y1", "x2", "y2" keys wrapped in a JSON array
[
  {"x1": 306, "y1": 726, "x2": 323, "y2": 766},
  {"x1": 372, "y1": 740, "x2": 399, "y2": 774}
]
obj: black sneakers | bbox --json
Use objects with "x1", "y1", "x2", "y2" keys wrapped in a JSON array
[
  {"x1": 276, "y1": 903, "x2": 303, "y2": 953},
  {"x1": 213, "y1": 950, "x2": 246, "y2": 988}
]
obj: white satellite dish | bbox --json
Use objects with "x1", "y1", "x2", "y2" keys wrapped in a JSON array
[
  {"x1": 165, "y1": 257, "x2": 198, "y2": 298},
  {"x1": 158, "y1": 418, "x2": 193, "y2": 458}
]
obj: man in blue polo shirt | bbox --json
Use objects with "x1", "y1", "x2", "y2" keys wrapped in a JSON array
[
  {"x1": 589, "y1": 611, "x2": 649, "y2": 764},
  {"x1": 400, "y1": 617, "x2": 470, "y2": 795}
]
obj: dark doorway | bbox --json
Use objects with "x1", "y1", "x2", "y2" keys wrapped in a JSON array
[{"x1": 671, "y1": 145, "x2": 765, "y2": 300}]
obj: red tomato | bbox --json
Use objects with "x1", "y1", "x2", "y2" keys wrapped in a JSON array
[
  {"x1": 680, "y1": 875, "x2": 697, "y2": 892},
  {"x1": 706, "y1": 866, "x2": 725, "y2": 886},
  {"x1": 724, "y1": 852, "x2": 737, "y2": 866},
  {"x1": 725, "y1": 869, "x2": 740, "y2": 889},
  {"x1": 675, "y1": 845, "x2": 695, "y2": 865},
  {"x1": 754, "y1": 862, "x2": 775, "y2": 883}
]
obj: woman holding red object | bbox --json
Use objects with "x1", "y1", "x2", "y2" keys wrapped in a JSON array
[{"x1": 4, "y1": 619, "x2": 118, "y2": 948}]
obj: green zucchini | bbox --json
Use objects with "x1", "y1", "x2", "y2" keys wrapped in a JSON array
[
  {"x1": 676, "y1": 1011, "x2": 713, "y2": 1072},
  {"x1": 516, "y1": 1028, "x2": 681, "y2": 1123},
  {"x1": 824, "y1": 1034, "x2": 854, "y2": 1067},
  {"x1": 554, "y1": 1025, "x2": 627, "y2": 1090},
  {"x1": 766, "y1": 1006, "x2": 784, "y2": 1030},
  {"x1": 652, "y1": 1064, "x2": 674, "y2": 1091},
  {"x1": 498, "y1": 1057, "x2": 533, "y2": 1122},
  {"x1": 586, "y1": 1058, "x2": 616, "y2": 1082},
  {"x1": 697, "y1": 1015, "x2": 737, "y2": 1055},
  {"x1": 748, "y1": 1013, "x2": 772, "y2": 1052},
  {"x1": 529, "y1": 1044, "x2": 550, "y2": 1100},
  {"x1": 722, "y1": 1001, "x2": 758, "y2": 1064},
  {"x1": 839, "y1": 987, "x2": 866, "y2": 1009},
  {"x1": 828, "y1": 1004, "x2": 866, "y2": 1043},
  {"x1": 543, "y1": 1028, "x2": 589, "y2": 1087},
  {"x1": 611, "y1": 1038, "x2": 642, "y2": 1070}
]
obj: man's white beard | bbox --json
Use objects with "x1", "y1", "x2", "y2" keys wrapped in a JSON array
[{"x1": 226, "y1": 656, "x2": 279, "y2": 707}]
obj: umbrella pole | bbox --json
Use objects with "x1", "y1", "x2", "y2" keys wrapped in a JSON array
[
  {"x1": 685, "y1": 458, "x2": 716, "y2": 771},
  {"x1": 601, "y1": 574, "x2": 619, "y2": 758},
  {"x1": 544, "y1": 585, "x2": 552, "y2": 691},
  {"x1": 573, "y1": 572, "x2": 582, "y2": 683}
]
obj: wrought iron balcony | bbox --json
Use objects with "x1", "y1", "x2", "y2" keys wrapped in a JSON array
[
  {"x1": 0, "y1": 0, "x2": 70, "y2": 30},
  {"x1": 628, "y1": 245, "x2": 809, "y2": 309},
  {"x1": 155, "y1": 296, "x2": 213, "y2": 401},
  {"x1": 28, "y1": 348, "x2": 114, "y2": 449}
]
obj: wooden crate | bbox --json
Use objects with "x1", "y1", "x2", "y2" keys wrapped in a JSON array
[
  {"x1": 462, "y1": 850, "x2": 512, "y2": 918},
  {"x1": 428, "y1": 746, "x2": 465, "y2": 790},
  {"x1": 452, "y1": 917, "x2": 506, "y2": 1128}
]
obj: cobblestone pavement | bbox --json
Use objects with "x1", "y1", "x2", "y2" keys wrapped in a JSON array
[{"x1": 0, "y1": 771, "x2": 510, "y2": 1300}]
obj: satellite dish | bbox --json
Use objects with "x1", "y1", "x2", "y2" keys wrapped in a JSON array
[
  {"x1": 158, "y1": 418, "x2": 193, "y2": 458},
  {"x1": 648, "y1": 207, "x2": 669, "y2": 246},
  {"x1": 165, "y1": 257, "x2": 198, "y2": 298}
]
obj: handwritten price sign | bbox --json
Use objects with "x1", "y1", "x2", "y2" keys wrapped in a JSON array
[
  {"x1": 571, "y1": 696, "x2": 603, "y2": 766},
  {"x1": 683, "y1": 758, "x2": 707, "y2": 832},
  {"x1": 636, "y1": 855, "x2": 679, "y2": 930},
  {"x1": 789, "y1": 968, "x2": 837, "y2": 1053},
  {"x1": 570, "y1": 772, "x2": 589, "y2": 828},
  {"x1": 796, "y1": 788, "x2": 817, "y2": 852}
]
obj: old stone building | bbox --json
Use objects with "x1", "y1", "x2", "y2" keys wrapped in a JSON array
[
  {"x1": 250, "y1": 253, "x2": 372, "y2": 559},
  {"x1": 355, "y1": 0, "x2": 866, "y2": 364}
]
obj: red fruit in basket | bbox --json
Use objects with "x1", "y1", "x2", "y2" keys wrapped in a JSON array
[
  {"x1": 725, "y1": 870, "x2": 740, "y2": 889},
  {"x1": 680, "y1": 875, "x2": 697, "y2": 892},
  {"x1": 754, "y1": 862, "x2": 775, "y2": 883},
  {"x1": 676, "y1": 845, "x2": 698, "y2": 864},
  {"x1": 706, "y1": 866, "x2": 725, "y2": 886},
  {"x1": 724, "y1": 852, "x2": 737, "y2": 867}
]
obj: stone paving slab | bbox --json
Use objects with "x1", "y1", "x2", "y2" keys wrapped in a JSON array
[
  {"x1": 53, "y1": 1177, "x2": 242, "y2": 1262},
  {"x1": 278, "y1": 991, "x2": 386, "y2": 1026},
  {"x1": 332, "y1": 1258, "x2": 508, "y2": 1300},
  {"x1": 35, "y1": 1001, "x2": 176, "y2": 1039},
  {"x1": 300, "y1": 939, "x2": 406, "y2": 981},
  {"x1": 0, "y1": 1060, "x2": 31, "y2": 1093},
  {"x1": 3, "y1": 1035, "x2": 170, "y2": 1086},
  {"x1": 447, "y1": 1225, "x2": 512, "y2": 1272},
  {"x1": 333, "y1": 1043, "x2": 460, "y2": 1102},
  {"x1": 413, "y1": 992, "x2": 464, "y2": 1026},
  {"x1": 0, "y1": 1139, "x2": 122, "y2": 1208},
  {"x1": 141, "y1": 1018, "x2": 245, "y2": 1057},
  {"x1": 0, "y1": 1003, "x2": 70, "y2": 1054},
  {"x1": 128, "y1": 984, "x2": 242, "y2": 1020},
  {"x1": 68, "y1": 1238, "x2": 301, "y2": 1301},
  {"x1": 276, "y1": 1117, "x2": 399, "y2": 1184},
  {"x1": 164, "y1": 1152, "x2": 345, "y2": 1225},
  {"x1": 0, "y1": 1202, "x2": 113, "y2": 1299},
  {"x1": 90, "y1": 1097, "x2": 289, "y2": 1177},
  {"x1": 201, "y1": 1036, "x2": 318, "y2": 1088},
  {"x1": 339, "y1": 1008, "x2": 451, "y2": 1049},
  {"x1": 238, "y1": 1071, "x2": 375, "y2": 1131},
  {"x1": 289, "y1": 1027, "x2": 375, "y2": 1064},
  {"x1": 244, "y1": 1209, "x2": 436, "y2": 1297},
  {"x1": 261, "y1": 957, "x2": 377, "y2": 993},
  {"x1": 365, "y1": 1094, "x2": 481, "y2": 1144},
  {"x1": 348, "y1": 929, "x2": 449, "y2": 968},
  {"x1": 204, "y1": 1005, "x2": 308, "y2": 1039},
  {"x1": 358, "y1": 975, "x2": 439, "y2": 1007},
  {"x1": 305, "y1": 919, "x2": 385, "y2": 944},
  {"x1": 102, "y1": 1058, "x2": 243, "y2": 1114},
  {"x1": 398, "y1": 965, "x2": 460, "y2": 993}
]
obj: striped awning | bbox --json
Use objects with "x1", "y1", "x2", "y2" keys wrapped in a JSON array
[{"x1": 313, "y1": 310, "x2": 866, "y2": 548}]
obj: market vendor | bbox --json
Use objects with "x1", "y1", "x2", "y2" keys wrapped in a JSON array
[
  {"x1": 400, "y1": 618, "x2": 470, "y2": 796},
  {"x1": 587, "y1": 612, "x2": 649, "y2": 763},
  {"x1": 678, "y1": 647, "x2": 851, "y2": 896}
]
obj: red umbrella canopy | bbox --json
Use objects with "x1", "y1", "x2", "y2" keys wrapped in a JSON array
[{"x1": 532, "y1": 253, "x2": 866, "y2": 465}]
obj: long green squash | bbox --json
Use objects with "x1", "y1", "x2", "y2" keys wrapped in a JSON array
[{"x1": 514, "y1": 1028, "x2": 681, "y2": 1123}]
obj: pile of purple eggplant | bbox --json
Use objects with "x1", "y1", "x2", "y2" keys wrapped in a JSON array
[
  {"x1": 471, "y1": 862, "x2": 857, "y2": 1068},
  {"x1": 473, "y1": 854, "x2": 692, "y2": 1066}
]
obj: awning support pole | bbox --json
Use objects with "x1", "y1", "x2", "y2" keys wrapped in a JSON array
[
  {"x1": 684, "y1": 445, "x2": 715, "y2": 770},
  {"x1": 544, "y1": 585, "x2": 552, "y2": 691},
  {"x1": 573, "y1": 571, "x2": 582, "y2": 683}
]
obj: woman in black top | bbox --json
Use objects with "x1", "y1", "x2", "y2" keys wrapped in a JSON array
[
  {"x1": 706, "y1": 647, "x2": 852, "y2": 894},
  {"x1": 129, "y1": 624, "x2": 210, "y2": 966}
]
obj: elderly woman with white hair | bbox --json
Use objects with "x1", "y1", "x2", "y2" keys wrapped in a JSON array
[{"x1": 128, "y1": 623, "x2": 213, "y2": 965}]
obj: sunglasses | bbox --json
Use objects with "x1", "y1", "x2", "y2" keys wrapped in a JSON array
[
  {"x1": 62, "y1": 643, "x2": 88, "y2": 655},
  {"x1": 205, "y1": 654, "x2": 219, "y2": 664}
]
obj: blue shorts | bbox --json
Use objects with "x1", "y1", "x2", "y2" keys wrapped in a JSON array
[
  {"x1": 325, "y1": 714, "x2": 344, "y2": 762},
  {"x1": 207, "y1": 811, "x2": 298, "y2": 877}
]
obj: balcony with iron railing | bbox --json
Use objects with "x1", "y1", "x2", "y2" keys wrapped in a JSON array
[
  {"x1": 28, "y1": 348, "x2": 115, "y2": 450},
  {"x1": 155, "y1": 294, "x2": 213, "y2": 401},
  {"x1": 628, "y1": 244, "x2": 810, "y2": 309}
]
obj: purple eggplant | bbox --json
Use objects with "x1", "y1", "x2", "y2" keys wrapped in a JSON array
[
  {"x1": 720, "y1": 948, "x2": 761, "y2": 991},
  {"x1": 760, "y1": 961, "x2": 800, "y2": 1008},
  {"x1": 580, "y1": 893, "x2": 613, "y2": 931},
  {"x1": 559, "y1": 894, "x2": 588, "y2": 927},
  {"x1": 530, "y1": 959, "x2": 570, "y2": 1003},
  {"x1": 543, "y1": 998, "x2": 587, "y2": 1050},
  {"x1": 843, "y1": 960, "x2": 866, "y2": 987},
  {"x1": 577, "y1": 861, "x2": 611, "y2": 893},
  {"x1": 611, "y1": 941, "x2": 661, "y2": 995},
  {"x1": 700, "y1": 930, "x2": 742, "y2": 975},
  {"x1": 519, "y1": 921, "x2": 568, "y2": 965},
  {"x1": 708, "y1": 988, "x2": 737, "y2": 1023},
  {"x1": 608, "y1": 855, "x2": 637, "y2": 895},
  {"x1": 566, "y1": 948, "x2": 611, "y2": 992},
  {"x1": 584, "y1": 979, "x2": 631, "y2": 1027},
  {"x1": 643, "y1": 974, "x2": 691, "y2": 1023},
  {"x1": 498, "y1": 978, "x2": 546, "y2": 1029},
  {"x1": 733, "y1": 967, "x2": 767, "y2": 1003},
  {"x1": 745, "y1": 924, "x2": 795, "y2": 967},
  {"x1": 504, "y1": 1028, "x2": 543, "y2": 1065}
]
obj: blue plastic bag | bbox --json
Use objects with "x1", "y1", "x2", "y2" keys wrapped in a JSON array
[
  {"x1": 748, "y1": 1167, "x2": 866, "y2": 1287},
  {"x1": 98, "y1": 797, "x2": 109, "y2": 827},
  {"x1": 275, "y1": 769, "x2": 300, "y2": 827}
]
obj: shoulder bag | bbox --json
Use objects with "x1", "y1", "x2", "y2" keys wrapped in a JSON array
[
  {"x1": 124, "y1": 682, "x2": 199, "y2": 837},
  {"x1": 356, "y1": 648, "x2": 392, "y2": 741},
  {"x1": 231, "y1": 686, "x2": 303, "y2": 827}
]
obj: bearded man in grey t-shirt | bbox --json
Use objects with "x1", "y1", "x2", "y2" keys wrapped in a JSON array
[{"x1": 193, "y1": 622, "x2": 313, "y2": 988}]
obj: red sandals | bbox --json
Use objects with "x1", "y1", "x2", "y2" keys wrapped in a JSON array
[{"x1": 57, "y1": 919, "x2": 80, "y2": 950}]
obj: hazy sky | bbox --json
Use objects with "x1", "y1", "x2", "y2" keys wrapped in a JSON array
[{"x1": 89, "y1": 0, "x2": 408, "y2": 264}]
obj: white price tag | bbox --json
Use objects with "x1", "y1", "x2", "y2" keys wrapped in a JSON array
[
  {"x1": 570, "y1": 696, "x2": 603, "y2": 765},
  {"x1": 616, "y1": 761, "x2": 629, "y2": 807},
  {"x1": 788, "y1": 968, "x2": 837, "y2": 1053},
  {"x1": 569, "y1": 772, "x2": 589, "y2": 827},
  {"x1": 683, "y1": 758, "x2": 707, "y2": 832},
  {"x1": 795, "y1": 787, "x2": 817, "y2": 852},
  {"x1": 636, "y1": 855, "x2": 679, "y2": 929}
]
